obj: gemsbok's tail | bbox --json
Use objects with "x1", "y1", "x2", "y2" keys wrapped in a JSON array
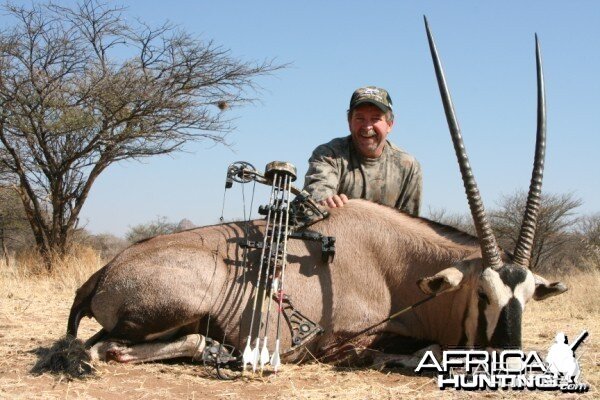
[{"x1": 67, "y1": 266, "x2": 105, "y2": 338}]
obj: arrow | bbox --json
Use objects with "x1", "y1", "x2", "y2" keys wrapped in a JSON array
[
  {"x1": 260, "y1": 337, "x2": 270, "y2": 372},
  {"x1": 251, "y1": 337, "x2": 260, "y2": 372},
  {"x1": 242, "y1": 335, "x2": 253, "y2": 371},
  {"x1": 271, "y1": 339, "x2": 281, "y2": 372}
]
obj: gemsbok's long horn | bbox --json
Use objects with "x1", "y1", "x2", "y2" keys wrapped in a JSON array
[
  {"x1": 512, "y1": 35, "x2": 546, "y2": 268},
  {"x1": 424, "y1": 16, "x2": 502, "y2": 269}
]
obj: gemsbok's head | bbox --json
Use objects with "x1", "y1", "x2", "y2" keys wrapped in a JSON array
[{"x1": 417, "y1": 18, "x2": 568, "y2": 350}]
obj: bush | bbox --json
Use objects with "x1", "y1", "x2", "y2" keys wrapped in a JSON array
[
  {"x1": 125, "y1": 216, "x2": 178, "y2": 243},
  {"x1": 74, "y1": 232, "x2": 129, "y2": 262}
]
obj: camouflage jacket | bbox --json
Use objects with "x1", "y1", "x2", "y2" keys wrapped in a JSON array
[{"x1": 303, "y1": 136, "x2": 422, "y2": 216}]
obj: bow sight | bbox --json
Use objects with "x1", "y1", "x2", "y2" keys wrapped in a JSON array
[{"x1": 206, "y1": 161, "x2": 334, "y2": 378}]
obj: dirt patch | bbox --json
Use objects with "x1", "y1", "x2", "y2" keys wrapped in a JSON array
[{"x1": 1, "y1": 272, "x2": 598, "y2": 399}]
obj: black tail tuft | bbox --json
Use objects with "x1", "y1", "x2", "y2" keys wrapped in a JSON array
[{"x1": 31, "y1": 336, "x2": 95, "y2": 379}]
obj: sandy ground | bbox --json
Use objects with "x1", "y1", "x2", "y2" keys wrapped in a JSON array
[{"x1": 1, "y1": 271, "x2": 598, "y2": 400}]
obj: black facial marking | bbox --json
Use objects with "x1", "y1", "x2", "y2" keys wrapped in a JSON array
[
  {"x1": 477, "y1": 291, "x2": 490, "y2": 305},
  {"x1": 496, "y1": 264, "x2": 528, "y2": 291},
  {"x1": 489, "y1": 297, "x2": 523, "y2": 349},
  {"x1": 458, "y1": 306, "x2": 469, "y2": 347},
  {"x1": 475, "y1": 292, "x2": 489, "y2": 347}
]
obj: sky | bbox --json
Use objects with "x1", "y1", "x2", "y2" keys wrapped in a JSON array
[{"x1": 50, "y1": 0, "x2": 599, "y2": 236}]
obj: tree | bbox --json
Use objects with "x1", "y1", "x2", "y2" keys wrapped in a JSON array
[
  {"x1": 75, "y1": 231, "x2": 129, "y2": 261},
  {"x1": 575, "y1": 213, "x2": 600, "y2": 270},
  {"x1": 125, "y1": 216, "x2": 177, "y2": 243},
  {"x1": 0, "y1": 1, "x2": 283, "y2": 269},
  {"x1": 490, "y1": 191, "x2": 582, "y2": 272}
]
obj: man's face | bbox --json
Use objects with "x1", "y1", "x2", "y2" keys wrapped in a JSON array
[{"x1": 348, "y1": 104, "x2": 394, "y2": 158}]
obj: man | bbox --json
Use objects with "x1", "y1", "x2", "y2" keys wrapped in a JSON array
[{"x1": 303, "y1": 86, "x2": 422, "y2": 215}]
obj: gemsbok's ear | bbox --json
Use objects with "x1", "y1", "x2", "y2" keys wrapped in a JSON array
[
  {"x1": 417, "y1": 266, "x2": 468, "y2": 295},
  {"x1": 533, "y1": 274, "x2": 568, "y2": 301}
]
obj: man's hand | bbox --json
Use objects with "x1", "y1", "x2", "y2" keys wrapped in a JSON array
[{"x1": 319, "y1": 194, "x2": 349, "y2": 208}]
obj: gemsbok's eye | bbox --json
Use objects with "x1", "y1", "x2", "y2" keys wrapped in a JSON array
[{"x1": 478, "y1": 291, "x2": 490, "y2": 304}]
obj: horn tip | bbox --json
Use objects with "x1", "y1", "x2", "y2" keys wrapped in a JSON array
[
  {"x1": 535, "y1": 34, "x2": 542, "y2": 59},
  {"x1": 424, "y1": 15, "x2": 432, "y2": 35},
  {"x1": 535, "y1": 33, "x2": 542, "y2": 49}
]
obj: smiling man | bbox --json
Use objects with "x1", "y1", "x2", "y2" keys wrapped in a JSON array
[{"x1": 303, "y1": 86, "x2": 422, "y2": 215}]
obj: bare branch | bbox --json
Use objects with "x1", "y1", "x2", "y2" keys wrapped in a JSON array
[{"x1": 490, "y1": 190, "x2": 582, "y2": 272}]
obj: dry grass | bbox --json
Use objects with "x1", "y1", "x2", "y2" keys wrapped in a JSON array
[
  {"x1": 0, "y1": 252, "x2": 598, "y2": 399},
  {"x1": 1, "y1": 245, "x2": 103, "y2": 293}
]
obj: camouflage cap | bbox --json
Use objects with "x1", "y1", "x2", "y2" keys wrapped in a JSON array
[{"x1": 349, "y1": 86, "x2": 393, "y2": 112}]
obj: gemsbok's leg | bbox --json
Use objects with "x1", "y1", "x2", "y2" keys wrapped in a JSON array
[{"x1": 89, "y1": 334, "x2": 206, "y2": 364}]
